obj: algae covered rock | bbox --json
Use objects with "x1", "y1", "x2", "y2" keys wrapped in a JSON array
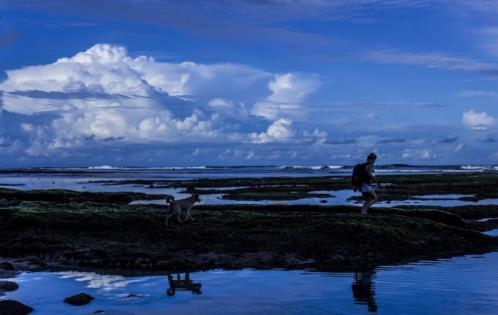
[
  {"x1": 63, "y1": 292, "x2": 95, "y2": 306},
  {"x1": 0, "y1": 281, "x2": 19, "y2": 292},
  {"x1": 0, "y1": 300, "x2": 33, "y2": 315},
  {"x1": 0, "y1": 262, "x2": 14, "y2": 271}
]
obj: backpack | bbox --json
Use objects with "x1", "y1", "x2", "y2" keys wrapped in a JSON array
[{"x1": 351, "y1": 163, "x2": 368, "y2": 190}]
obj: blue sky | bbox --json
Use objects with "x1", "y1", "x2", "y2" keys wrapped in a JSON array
[{"x1": 1, "y1": 0, "x2": 498, "y2": 166}]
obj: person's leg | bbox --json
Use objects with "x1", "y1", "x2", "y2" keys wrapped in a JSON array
[
  {"x1": 361, "y1": 190, "x2": 377, "y2": 214},
  {"x1": 361, "y1": 192, "x2": 371, "y2": 214}
]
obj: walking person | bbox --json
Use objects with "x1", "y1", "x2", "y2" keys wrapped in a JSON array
[{"x1": 351, "y1": 153, "x2": 377, "y2": 214}]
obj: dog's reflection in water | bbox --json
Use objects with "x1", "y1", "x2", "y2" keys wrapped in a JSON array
[{"x1": 166, "y1": 272, "x2": 202, "y2": 296}]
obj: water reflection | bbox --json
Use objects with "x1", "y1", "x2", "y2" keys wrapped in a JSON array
[
  {"x1": 166, "y1": 272, "x2": 202, "y2": 296},
  {"x1": 352, "y1": 271, "x2": 378, "y2": 313},
  {"x1": 5, "y1": 252, "x2": 498, "y2": 315}
]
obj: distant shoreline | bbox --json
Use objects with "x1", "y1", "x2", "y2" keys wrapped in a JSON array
[{"x1": 0, "y1": 164, "x2": 497, "y2": 172}]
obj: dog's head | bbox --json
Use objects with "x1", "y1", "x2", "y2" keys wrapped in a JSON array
[{"x1": 192, "y1": 193, "x2": 201, "y2": 202}]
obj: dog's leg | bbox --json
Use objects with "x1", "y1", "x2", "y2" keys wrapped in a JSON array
[
  {"x1": 165, "y1": 206, "x2": 171, "y2": 226},
  {"x1": 176, "y1": 213, "x2": 183, "y2": 223},
  {"x1": 165, "y1": 204, "x2": 173, "y2": 226},
  {"x1": 175, "y1": 205, "x2": 184, "y2": 224},
  {"x1": 182, "y1": 206, "x2": 189, "y2": 222},
  {"x1": 164, "y1": 200, "x2": 175, "y2": 226},
  {"x1": 186, "y1": 205, "x2": 195, "y2": 221}
]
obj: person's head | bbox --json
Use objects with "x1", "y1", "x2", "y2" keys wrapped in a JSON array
[{"x1": 367, "y1": 152, "x2": 377, "y2": 163}]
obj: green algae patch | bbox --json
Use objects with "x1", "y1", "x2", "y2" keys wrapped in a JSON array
[
  {"x1": 0, "y1": 195, "x2": 496, "y2": 273},
  {"x1": 0, "y1": 188, "x2": 166, "y2": 205}
]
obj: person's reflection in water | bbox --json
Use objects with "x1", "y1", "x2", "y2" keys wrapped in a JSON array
[
  {"x1": 166, "y1": 272, "x2": 202, "y2": 296},
  {"x1": 352, "y1": 271, "x2": 378, "y2": 313}
]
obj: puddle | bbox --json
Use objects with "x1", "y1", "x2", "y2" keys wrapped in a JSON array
[{"x1": 4, "y1": 252, "x2": 498, "y2": 315}]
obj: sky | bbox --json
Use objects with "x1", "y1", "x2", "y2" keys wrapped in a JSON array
[{"x1": 0, "y1": 0, "x2": 498, "y2": 167}]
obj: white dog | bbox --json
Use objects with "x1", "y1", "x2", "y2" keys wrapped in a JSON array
[{"x1": 165, "y1": 194, "x2": 201, "y2": 226}]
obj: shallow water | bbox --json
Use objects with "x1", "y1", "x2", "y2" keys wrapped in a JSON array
[
  {"x1": 484, "y1": 228, "x2": 498, "y2": 237},
  {"x1": 3, "y1": 170, "x2": 498, "y2": 207},
  {"x1": 3, "y1": 250, "x2": 498, "y2": 315},
  {"x1": 130, "y1": 189, "x2": 498, "y2": 208}
]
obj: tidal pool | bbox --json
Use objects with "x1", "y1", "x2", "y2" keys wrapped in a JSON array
[
  {"x1": 3, "y1": 248, "x2": 498, "y2": 315},
  {"x1": 130, "y1": 189, "x2": 498, "y2": 208}
]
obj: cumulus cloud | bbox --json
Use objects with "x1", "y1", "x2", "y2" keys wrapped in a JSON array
[
  {"x1": 251, "y1": 118, "x2": 295, "y2": 143},
  {"x1": 303, "y1": 129, "x2": 328, "y2": 145},
  {"x1": 250, "y1": 118, "x2": 328, "y2": 145},
  {"x1": 208, "y1": 98, "x2": 249, "y2": 118},
  {"x1": 252, "y1": 73, "x2": 320, "y2": 119},
  {"x1": 208, "y1": 98, "x2": 234, "y2": 110},
  {"x1": 0, "y1": 44, "x2": 322, "y2": 157},
  {"x1": 462, "y1": 110, "x2": 496, "y2": 130},
  {"x1": 0, "y1": 44, "x2": 271, "y2": 112}
]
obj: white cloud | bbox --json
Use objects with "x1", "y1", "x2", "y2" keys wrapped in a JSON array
[
  {"x1": 208, "y1": 98, "x2": 249, "y2": 117},
  {"x1": 252, "y1": 73, "x2": 320, "y2": 119},
  {"x1": 456, "y1": 90, "x2": 498, "y2": 98},
  {"x1": 462, "y1": 110, "x2": 496, "y2": 130},
  {"x1": 458, "y1": 1, "x2": 498, "y2": 13},
  {"x1": 366, "y1": 50, "x2": 498, "y2": 75},
  {"x1": 302, "y1": 129, "x2": 328, "y2": 145},
  {"x1": 245, "y1": 150, "x2": 257, "y2": 160},
  {"x1": 0, "y1": 44, "x2": 321, "y2": 155},
  {"x1": 402, "y1": 148, "x2": 435, "y2": 160},
  {"x1": 208, "y1": 98, "x2": 234, "y2": 110},
  {"x1": 251, "y1": 118, "x2": 295, "y2": 143},
  {"x1": 454, "y1": 143, "x2": 465, "y2": 152},
  {"x1": 0, "y1": 44, "x2": 271, "y2": 113},
  {"x1": 475, "y1": 27, "x2": 498, "y2": 58},
  {"x1": 0, "y1": 136, "x2": 22, "y2": 154},
  {"x1": 1, "y1": 1, "x2": 436, "y2": 51}
]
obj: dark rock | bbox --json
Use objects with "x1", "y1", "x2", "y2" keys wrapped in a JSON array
[
  {"x1": 0, "y1": 281, "x2": 19, "y2": 292},
  {"x1": 0, "y1": 262, "x2": 14, "y2": 271},
  {"x1": 0, "y1": 300, "x2": 33, "y2": 315},
  {"x1": 126, "y1": 293, "x2": 141, "y2": 299},
  {"x1": 63, "y1": 293, "x2": 95, "y2": 306}
]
